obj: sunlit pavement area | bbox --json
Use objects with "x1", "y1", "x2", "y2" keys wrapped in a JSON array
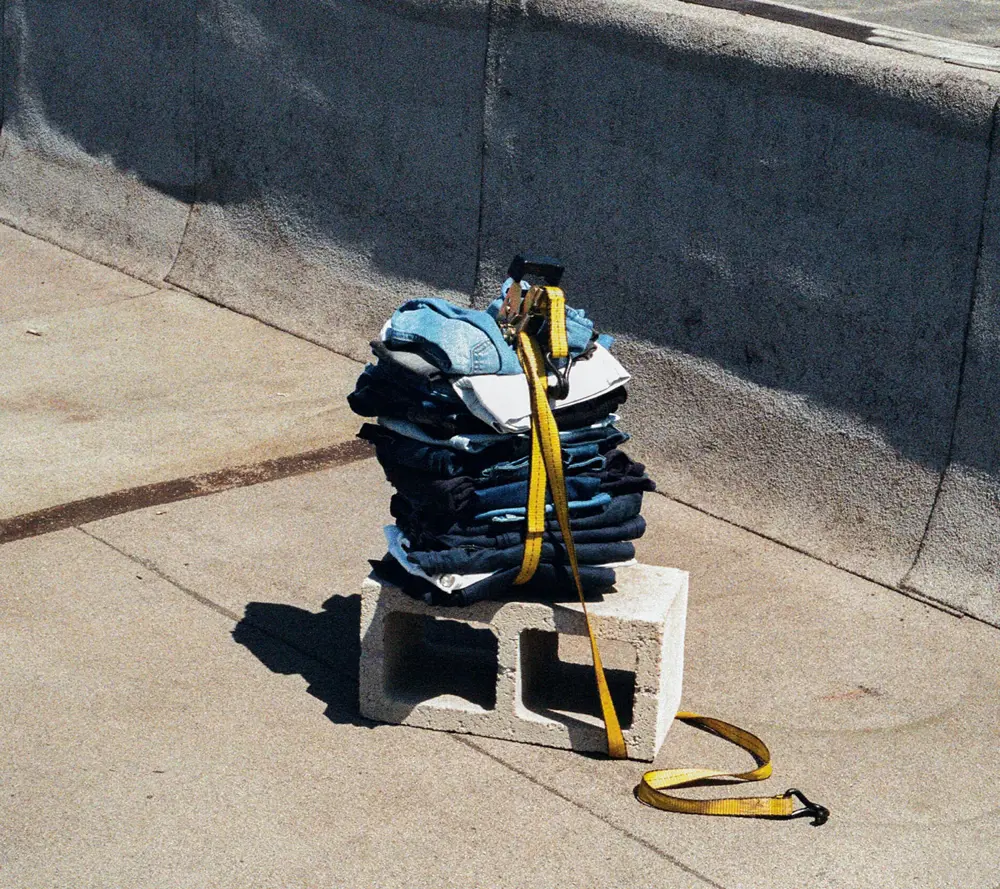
[{"x1": 2, "y1": 224, "x2": 999, "y2": 888}]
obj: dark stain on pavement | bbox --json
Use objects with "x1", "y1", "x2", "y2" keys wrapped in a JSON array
[
  {"x1": 1, "y1": 393, "x2": 99, "y2": 423},
  {"x1": 0, "y1": 437, "x2": 374, "y2": 545},
  {"x1": 820, "y1": 684, "x2": 882, "y2": 701}
]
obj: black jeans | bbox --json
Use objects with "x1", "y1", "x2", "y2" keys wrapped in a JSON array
[
  {"x1": 425, "y1": 514, "x2": 646, "y2": 551},
  {"x1": 399, "y1": 491, "x2": 647, "y2": 549}
]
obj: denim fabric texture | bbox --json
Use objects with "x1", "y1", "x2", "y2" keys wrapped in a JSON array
[
  {"x1": 349, "y1": 366, "x2": 485, "y2": 434},
  {"x1": 486, "y1": 295, "x2": 595, "y2": 358},
  {"x1": 389, "y1": 491, "x2": 614, "y2": 531},
  {"x1": 384, "y1": 298, "x2": 522, "y2": 375},
  {"x1": 352, "y1": 363, "x2": 627, "y2": 436},
  {"x1": 369, "y1": 340, "x2": 444, "y2": 380},
  {"x1": 423, "y1": 514, "x2": 646, "y2": 551},
  {"x1": 471, "y1": 492, "x2": 613, "y2": 522},
  {"x1": 451, "y1": 349, "x2": 629, "y2": 432},
  {"x1": 383, "y1": 466, "x2": 603, "y2": 518},
  {"x1": 403, "y1": 493, "x2": 647, "y2": 550},
  {"x1": 359, "y1": 423, "x2": 625, "y2": 479},
  {"x1": 408, "y1": 539, "x2": 636, "y2": 576},
  {"x1": 382, "y1": 450, "x2": 649, "y2": 519},
  {"x1": 349, "y1": 289, "x2": 655, "y2": 604},
  {"x1": 371, "y1": 555, "x2": 620, "y2": 606},
  {"x1": 377, "y1": 415, "x2": 627, "y2": 455}
]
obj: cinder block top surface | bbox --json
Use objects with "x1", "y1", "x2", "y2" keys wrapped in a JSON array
[{"x1": 554, "y1": 564, "x2": 686, "y2": 624}]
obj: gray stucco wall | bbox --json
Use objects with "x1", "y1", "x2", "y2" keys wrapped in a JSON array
[
  {"x1": 906, "y1": 128, "x2": 1000, "y2": 624},
  {"x1": 2, "y1": 0, "x2": 999, "y2": 622},
  {"x1": 0, "y1": 0, "x2": 195, "y2": 279},
  {"x1": 167, "y1": 0, "x2": 489, "y2": 360},
  {"x1": 475, "y1": 0, "x2": 1000, "y2": 596}
]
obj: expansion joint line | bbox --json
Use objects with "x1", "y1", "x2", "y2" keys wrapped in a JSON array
[{"x1": 903, "y1": 96, "x2": 1000, "y2": 589}]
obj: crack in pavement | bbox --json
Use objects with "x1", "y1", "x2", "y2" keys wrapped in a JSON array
[
  {"x1": 77, "y1": 525, "x2": 244, "y2": 623},
  {"x1": 76, "y1": 524, "x2": 726, "y2": 886},
  {"x1": 454, "y1": 735, "x2": 729, "y2": 889}
]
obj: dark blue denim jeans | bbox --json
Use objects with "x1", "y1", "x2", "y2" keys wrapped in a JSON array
[
  {"x1": 401, "y1": 492, "x2": 647, "y2": 548},
  {"x1": 407, "y1": 540, "x2": 636, "y2": 576},
  {"x1": 358, "y1": 423, "x2": 628, "y2": 479},
  {"x1": 373, "y1": 558, "x2": 619, "y2": 606},
  {"x1": 428, "y1": 514, "x2": 646, "y2": 551}
]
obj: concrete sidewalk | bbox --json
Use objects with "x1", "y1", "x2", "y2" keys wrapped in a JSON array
[
  {"x1": 0, "y1": 225, "x2": 366, "y2": 538},
  {"x1": 2, "y1": 225, "x2": 999, "y2": 888},
  {"x1": 786, "y1": 0, "x2": 1000, "y2": 46}
]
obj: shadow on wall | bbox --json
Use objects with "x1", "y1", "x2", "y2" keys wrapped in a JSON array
[
  {"x1": 477, "y1": 10, "x2": 999, "y2": 477},
  {"x1": 2, "y1": 0, "x2": 199, "y2": 202},
  {"x1": 4, "y1": 0, "x2": 997, "y2": 481},
  {"x1": 2, "y1": 0, "x2": 488, "y2": 292}
]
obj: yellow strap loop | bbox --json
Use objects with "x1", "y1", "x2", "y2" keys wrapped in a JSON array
[
  {"x1": 544, "y1": 287, "x2": 568, "y2": 359},
  {"x1": 506, "y1": 294, "x2": 826, "y2": 821},
  {"x1": 637, "y1": 713, "x2": 828, "y2": 823}
]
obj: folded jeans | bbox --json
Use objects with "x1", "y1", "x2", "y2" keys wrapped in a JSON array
[
  {"x1": 407, "y1": 539, "x2": 637, "y2": 576},
  {"x1": 451, "y1": 346, "x2": 630, "y2": 433},
  {"x1": 400, "y1": 492, "x2": 647, "y2": 549},
  {"x1": 383, "y1": 467, "x2": 603, "y2": 517},
  {"x1": 373, "y1": 552, "x2": 621, "y2": 607},
  {"x1": 382, "y1": 298, "x2": 523, "y2": 376},
  {"x1": 421, "y1": 514, "x2": 646, "y2": 551}
]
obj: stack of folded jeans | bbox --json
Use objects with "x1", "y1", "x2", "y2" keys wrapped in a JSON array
[{"x1": 349, "y1": 289, "x2": 656, "y2": 606}]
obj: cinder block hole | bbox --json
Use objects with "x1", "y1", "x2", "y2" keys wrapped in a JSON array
[
  {"x1": 519, "y1": 629, "x2": 635, "y2": 729},
  {"x1": 384, "y1": 613, "x2": 498, "y2": 711}
]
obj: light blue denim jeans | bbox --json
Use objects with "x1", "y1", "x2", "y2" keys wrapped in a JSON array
[
  {"x1": 486, "y1": 295, "x2": 597, "y2": 357},
  {"x1": 475, "y1": 491, "x2": 612, "y2": 522},
  {"x1": 384, "y1": 298, "x2": 522, "y2": 376}
]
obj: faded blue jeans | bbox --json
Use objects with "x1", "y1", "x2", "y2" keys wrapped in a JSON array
[
  {"x1": 486, "y1": 294, "x2": 598, "y2": 358},
  {"x1": 383, "y1": 298, "x2": 522, "y2": 375}
]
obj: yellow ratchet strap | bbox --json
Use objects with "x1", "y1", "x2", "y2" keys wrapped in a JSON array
[
  {"x1": 508, "y1": 298, "x2": 827, "y2": 823},
  {"x1": 512, "y1": 285, "x2": 567, "y2": 585},
  {"x1": 544, "y1": 287, "x2": 568, "y2": 359},
  {"x1": 638, "y1": 713, "x2": 829, "y2": 824},
  {"x1": 512, "y1": 422, "x2": 545, "y2": 585},
  {"x1": 514, "y1": 330, "x2": 627, "y2": 759}
]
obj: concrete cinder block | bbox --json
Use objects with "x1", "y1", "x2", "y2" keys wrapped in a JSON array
[{"x1": 359, "y1": 563, "x2": 687, "y2": 761}]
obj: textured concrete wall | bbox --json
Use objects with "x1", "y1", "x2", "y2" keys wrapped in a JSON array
[
  {"x1": 167, "y1": 0, "x2": 489, "y2": 360},
  {"x1": 906, "y1": 129, "x2": 1000, "y2": 625},
  {"x1": 476, "y1": 0, "x2": 1000, "y2": 595},
  {"x1": 2, "y1": 0, "x2": 1000, "y2": 621},
  {"x1": 0, "y1": 0, "x2": 196, "y2": 280}
]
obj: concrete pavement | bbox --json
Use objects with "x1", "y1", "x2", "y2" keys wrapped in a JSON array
[
  {"x1": 785, "y1": 0, "x2": 1000, "y2": 46},
  {"x1": 2, "y1": 224, "x2": 999, "y2": 888},
  {"x1": 2, "y1": 530, "x2": 688, "y2": 889},
  {"x1": 3, "y1": 458, "x2": 998, "y2": 888},
  {"x1": 0, "y1": 226, "x2": 367, "y2": 538}
]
